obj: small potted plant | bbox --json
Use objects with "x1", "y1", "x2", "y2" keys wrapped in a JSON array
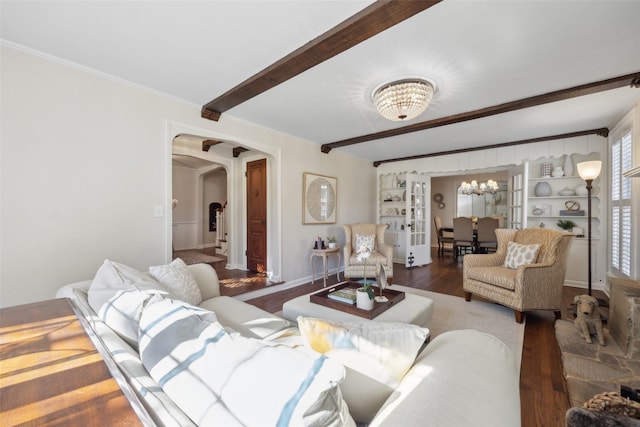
[
  {"x1": 355, "y1": 244, "x2": 375, "y2": 310},
  {"x1": 327, "y1": 236, "x2": 338, "y2": 248},
  {"x1": 557, "y1": 219, "x2": 577, "y2": 232}
]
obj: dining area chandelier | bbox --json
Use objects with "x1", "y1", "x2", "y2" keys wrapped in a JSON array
[{"x1": 460, "y1": 179, "x2": 500, "y2": 196}]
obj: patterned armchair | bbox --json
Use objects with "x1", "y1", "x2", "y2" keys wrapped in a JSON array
[
  {"x1": 463, "y1": 228, "x2": 574, "y2": 323},
  {"x1": 343, "y1": 223, "x2": 393, "y2": 285}
]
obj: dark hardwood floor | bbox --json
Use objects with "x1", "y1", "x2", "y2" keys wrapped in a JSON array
[{"x1": 214, "y1": 247, "x2": 607, "y2": 427}]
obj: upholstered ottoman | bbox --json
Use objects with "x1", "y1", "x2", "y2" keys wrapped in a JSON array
[{"x1": 282, "y1": 288, "x2": 433, "y2": 327}]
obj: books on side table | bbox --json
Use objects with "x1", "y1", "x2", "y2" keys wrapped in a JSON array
[{"x1": 327, "y1": 287, "x2": 356, "y2": 304}]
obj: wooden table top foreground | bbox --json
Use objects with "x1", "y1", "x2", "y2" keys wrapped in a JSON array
[{"x1": 0, "y1": 298, "x2": 143, "y2": 426}]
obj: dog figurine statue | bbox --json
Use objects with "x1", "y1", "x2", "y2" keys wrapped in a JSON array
[{"x1": 574, "y1": 294, "x2": 606, "y2": 346}]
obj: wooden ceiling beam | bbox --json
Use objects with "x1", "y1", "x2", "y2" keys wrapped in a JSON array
[
  {"x1": 322, "y1": 71, "x2": 640, "y2": 154},
  {"x1": 201, "y1": 0, "x2": 442, "y2": 121},
  {"x1": 233, "y1": 147, "x2": 249, "y2": 158},
  {"x1": 202, "y1": 139, "x2": 223, "y2": 152},
  {"x1": 372, "y1": 128, "x2": 609, "y2": 167}
]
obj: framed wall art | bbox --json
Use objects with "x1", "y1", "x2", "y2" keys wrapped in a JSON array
[{"x1": 303, "y1": 172, "x2": 337, "y2": 224}]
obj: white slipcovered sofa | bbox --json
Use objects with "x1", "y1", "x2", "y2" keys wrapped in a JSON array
[{"x1": 56, "y1": 260, "x2": 521, "y2": 426}]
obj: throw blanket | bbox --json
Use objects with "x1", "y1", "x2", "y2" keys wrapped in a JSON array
[{"x1": 138, "y1": 297, "x2": 352, "y2": 427}]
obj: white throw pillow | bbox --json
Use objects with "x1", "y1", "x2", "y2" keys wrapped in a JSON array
[
  {"x1": 149, "y1": 258, "x2": 202, "y2": 305},
  {"x1": 99, "y1": 290, "x2": 164, "y2": 347},
  {"x1": 88, "y1": 259, "x2": 165, "y2": 313},
  {"x1": 296, "y1": 316, "x2": 429, "y2": 389},
  {"x1": 138, "y1": 299, "x2": 352, "y2": 427},
  {"x1": 88, "y1": 259, "x2": 167, "y2": 346},
  {"x1": 355, "y1": 234, "x2": 375, "y2": 253},
  {"x1": 503, "y1": 241, "x2": 541, "y2": 269}
]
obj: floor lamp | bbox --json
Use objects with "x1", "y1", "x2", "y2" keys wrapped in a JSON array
[{"x1": 576, "y1": 161, "x2": 602, "y2": 296}]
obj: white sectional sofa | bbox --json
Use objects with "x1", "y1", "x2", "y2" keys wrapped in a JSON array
[{"x1": 56, "y1": 261, "x2": 521, "y2": 426}]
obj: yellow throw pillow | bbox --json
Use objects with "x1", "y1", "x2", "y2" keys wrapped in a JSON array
[{"x1": 297, "y1": 316, "x2": 428, "y2": 388}]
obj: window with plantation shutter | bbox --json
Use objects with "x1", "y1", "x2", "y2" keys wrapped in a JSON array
[{"x1": 610, "y1": 130, "x2": 633, "y2": 277}]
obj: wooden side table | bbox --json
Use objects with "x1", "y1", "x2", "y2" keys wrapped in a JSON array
[
  {"x1": 0, "y1": 298, "x2": 149, "y2": 426},
  {"x1": 310, "y1": 246, "x2": 341, "y2": 287}
]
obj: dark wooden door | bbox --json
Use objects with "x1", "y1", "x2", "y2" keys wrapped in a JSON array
[{"x1": 246, "y1": 159, "x2": 267, "y2": 273}]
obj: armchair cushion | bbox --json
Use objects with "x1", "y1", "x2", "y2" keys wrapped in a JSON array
[
  {"x1": 503, "y1": 242, "x2": 541, "y2": 269},
  {"x1": 467, "y1": 266, "x2": 518, "y2": 291}
]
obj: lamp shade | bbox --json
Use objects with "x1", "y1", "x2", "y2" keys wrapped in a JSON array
[{"x1": 577, "y1": 161, "x2": 602, "y2": 181}]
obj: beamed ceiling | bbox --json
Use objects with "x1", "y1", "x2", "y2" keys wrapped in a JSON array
[{"x1": 3, "y1": 1, "x2": 640, "y2": 165}]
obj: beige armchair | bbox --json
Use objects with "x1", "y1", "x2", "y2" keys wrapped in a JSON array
[
  {"x1": 343, "y1": 223, "x2": 393, "y2": 285},
  {"x1": 463, "y1": 228, "x2": 574, "y2": 323}
]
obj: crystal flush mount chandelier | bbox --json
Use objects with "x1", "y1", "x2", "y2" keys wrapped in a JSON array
[
  {"x1": 460, "y1": 179, "x2": 500, "y2": 196},
  {"x1": 372, "y1": 78, "x2": 436, "y2": 121}
]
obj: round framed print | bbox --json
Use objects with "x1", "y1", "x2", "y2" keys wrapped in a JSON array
[{"x1": 433, "y1": 193, "x2": 444, "y2": 203}]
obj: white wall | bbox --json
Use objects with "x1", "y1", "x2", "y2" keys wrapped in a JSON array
[{"x1": 0, "y1": 45, "x2": 376, "y2": 308}]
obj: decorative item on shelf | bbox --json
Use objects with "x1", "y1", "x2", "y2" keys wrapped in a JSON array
[
  {"x1": 391, "y1": 195, "x2": 401, "y2": 201},
  {"x1": 326, "y1": 236, "x2": 337, "y2": 249},
  {"x1": 559, "y1": 187, "x2": 575, "y2": 196},
  {"x1": 565, "y1": 200, "x2": 581, "y2": 211},
  {"x1": 401, "y1": 208, "x2": 406, "y2": 215},
  {"x1": 563, "y1": 154, "x2": 575, "y2": 177},
  {"x1": 355, "y1": 242, "x2": 375, "y2": 310},
  {"x1": 399, "y1": 180, "x2": 406, "y2": 188},
  {"x1": 384, "y1": 193, "x2": 392, "y2": 202},
  {"x1": 557, "y1": 219, "x2": 577, "y2": 231},
  {"x1": 560, "y1": 200, "x2": 584, "y2": 216},
  {"x1": 402, "y1": 190, "x2": 406, "y2": 201},
  {"x1": 540, "y1": 162, "x2": 553, "y2": 178},
  {"x1": 552, "y1": 166, "x2": 564, "y2": 177},
  {"x1": 577, "y1": 160, "x2": 602, "y2": 296},
  {"x1": 534, "y1": 181, "x2": 552, "y2": 197},
  {"x1": 532, "y1": 207, "x2": 544, "y2": 216},
  {"x1": 381, "y1": 174, "x2": 395, "y2": 189},
  {"x1": 460, "y1": 179, "x2": 499, "y2": 195},
  {"x1": 375, "y1": 263, "x2": 389, "y2": 303},
  {"x1": 539, "y1": 222, "x2": 546, "y2": 228},
  {"x1": 572, "y1": 226, "x2": 585, "y2": 238},
  {"x1": 372, "y1": 78, "x2": 436, "y2": 121}
]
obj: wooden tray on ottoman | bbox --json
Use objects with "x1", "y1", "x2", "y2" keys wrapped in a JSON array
[{"x1": 310, "y1": 281, "x2": 405, "y2": 319}]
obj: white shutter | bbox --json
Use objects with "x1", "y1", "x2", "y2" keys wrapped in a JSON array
[{"x1": 611, "y1": 130, "x2": 633, "y2": 277}]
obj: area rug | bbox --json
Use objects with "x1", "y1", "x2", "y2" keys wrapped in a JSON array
[
  {"x1": 391, "y1": 285, "x2": 525, "y2": 370},
  {"x1": 173, "y1": 251, "x2": 224, "y2": 265}
]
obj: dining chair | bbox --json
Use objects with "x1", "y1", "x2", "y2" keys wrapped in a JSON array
[
  {"x1": 475, "y1": 216, "x2": 500, "y2": 253},
  {"x1": 453, "y1": 217, "x2": 475, "y2": 259},
  {"x1": 434, "y1": 216, "x2": 454, "y2": 256}
]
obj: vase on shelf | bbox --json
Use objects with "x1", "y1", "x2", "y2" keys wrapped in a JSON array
[
  {"x1": 552, "y1": 166, "x2": 564, "y2": 178},
  {"x1": 381, "y1": 174, "x2": 395, "y2": 189},
  {"x1": 534, "y1": 181, "x2": 552, "y2": 197},
  {"x1": 563, "y1": 154, "x2": 575, "y2": 177}
]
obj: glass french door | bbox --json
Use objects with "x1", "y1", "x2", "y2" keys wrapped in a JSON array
[
  {"x1": 508, "y1": 162, "x2": 528, "y2": 229},
  {"x1": 404, "y1": 174, "x2": 431, "y2": 267}
]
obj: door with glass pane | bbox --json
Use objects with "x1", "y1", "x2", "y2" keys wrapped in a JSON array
[
  {"x1": 404, "y1": 174, "x2": 431, "y2": 267},
  {"x1": 508, "y1": 162, "x2": 528, "y2": 229}
]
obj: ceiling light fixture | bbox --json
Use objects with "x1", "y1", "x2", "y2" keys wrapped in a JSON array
[
  {"x1": 372, "y1": 78, "x2": 435, "y2": 121},
  {"x1": 460, "y1": 179, "x2": 500, "y2": 196}
]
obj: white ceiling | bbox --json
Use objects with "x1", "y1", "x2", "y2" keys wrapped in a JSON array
[{"x1": 2, "y1": 1, "x2": 640, "y2": 164}]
